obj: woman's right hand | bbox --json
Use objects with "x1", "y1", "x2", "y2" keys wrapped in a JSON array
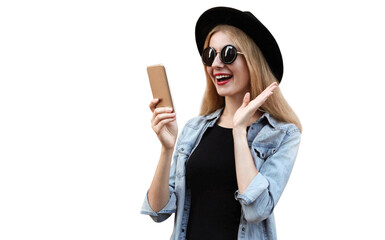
[{"x1": 149, "y1": 99, "x2": 178, "y2": 150}]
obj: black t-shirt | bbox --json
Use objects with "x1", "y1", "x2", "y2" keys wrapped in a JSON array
[{"x1": 186, "y1": 124, "x2": 241, "y2": 240}]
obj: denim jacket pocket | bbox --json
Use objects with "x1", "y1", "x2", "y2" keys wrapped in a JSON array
[
  {"x1": 252, "y1": 145, "x2": 278, "y2": 170},
  {"x1": 175, "y1": 144, "x2": 192, "y2": 178}
]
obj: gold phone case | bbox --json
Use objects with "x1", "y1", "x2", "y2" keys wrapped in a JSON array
[{"x1": 147, "y1": 64, "x2": 174, "y2": 109}]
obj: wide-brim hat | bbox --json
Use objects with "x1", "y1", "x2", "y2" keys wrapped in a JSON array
[{"x1": 195, "y1": 6, "x2": 284, "y2": 82}]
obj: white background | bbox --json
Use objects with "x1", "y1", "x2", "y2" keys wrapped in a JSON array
[{"x1": 1, "y1": 0, "x2": 384, "y2": 239}]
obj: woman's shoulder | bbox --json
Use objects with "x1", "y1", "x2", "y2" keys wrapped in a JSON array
[
  {"x1": 260, "y1": 113, "x2": 301, "y2": 136},
  {"x1": 250, "y1": 113, "x2": 301, "y2": 149},
  {"x1": 184, "y1": 115, "x2": 207, "y2": 130},
  {"x1": 184, "y1": 108, "x2": 223, "y2": 130}
]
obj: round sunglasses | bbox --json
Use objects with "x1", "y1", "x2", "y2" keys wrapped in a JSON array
[{"x1": 201, "y1": 44, "x2": 244, "y2": 66}]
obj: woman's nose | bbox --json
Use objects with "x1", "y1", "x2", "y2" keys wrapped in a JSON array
[{"x1": 211, "y1": 53, "x2": 224, "y2": 68}]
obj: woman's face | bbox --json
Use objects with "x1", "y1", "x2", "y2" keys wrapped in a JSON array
[{"x1": 206, "y1": 31, "x2": 250, "y2": 100}]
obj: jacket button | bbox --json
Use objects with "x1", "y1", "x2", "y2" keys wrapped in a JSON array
[
  {"x1": 242, "y1": 227, "x2": 246, "y2": 231},
  {"x1": 182, "y1": 229, "x2": 185, "y2": 232},
  {"x1": 181, "y1": 148, "x2": 184, "y2": 152}
]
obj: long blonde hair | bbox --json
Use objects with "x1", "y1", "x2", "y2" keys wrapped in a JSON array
[{"x1": 199, "y1": 25, "x2": 302, "y2": 132}]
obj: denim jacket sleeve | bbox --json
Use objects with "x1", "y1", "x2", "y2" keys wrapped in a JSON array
[{"x1": 235, "y1": 126, "x2": 301, "y2": 223}]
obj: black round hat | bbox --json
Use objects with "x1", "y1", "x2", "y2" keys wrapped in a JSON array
[{"x1": 195, "y1": 6, "x2": 284, "y2": 82}]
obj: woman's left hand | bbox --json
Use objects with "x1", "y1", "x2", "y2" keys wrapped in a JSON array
[{"x1": 233, "y1": 82, "x2": 278, "y2": 130}]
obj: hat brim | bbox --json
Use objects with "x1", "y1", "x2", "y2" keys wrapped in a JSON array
[{"x1": 195, "y1": 7, "x2": 283, "y2": 82}]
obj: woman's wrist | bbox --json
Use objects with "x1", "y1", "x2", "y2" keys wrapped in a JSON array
[
  {"x1": 161, "y1": 145, "x2": 174, "y2": 156},
  {"x1": 232, "y1": 126, "x2": 247, "y2": 137}
]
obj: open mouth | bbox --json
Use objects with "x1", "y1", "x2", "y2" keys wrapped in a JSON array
[
  {"x1": 215, "y1": 74, "x2": 232, "y2": 85},
  {"x1": 216, "y1": 74, "x2": 232, "y2": 82}
]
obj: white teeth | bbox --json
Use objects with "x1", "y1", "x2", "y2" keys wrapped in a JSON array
[{"x1": 215, "y1": 75, "x2": 231, "y2": 79}]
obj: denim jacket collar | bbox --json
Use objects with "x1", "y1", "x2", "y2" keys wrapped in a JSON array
[{"x1": 202, "y1": 108, "x2": 223, "y2": 121}]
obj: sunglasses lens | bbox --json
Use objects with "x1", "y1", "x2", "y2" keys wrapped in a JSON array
[
  {"x1": 202, "y1": 47, "x2": 216, "y2": 66},
  {"x1": 221, "y1": 45, "x2": 238, "y2": 64}
]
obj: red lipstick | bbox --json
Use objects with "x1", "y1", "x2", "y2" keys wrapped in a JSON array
[{"x1": 214, "y1": 73, "x2": 232, "y2": 85}]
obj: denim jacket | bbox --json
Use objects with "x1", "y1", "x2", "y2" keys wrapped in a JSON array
[{"x1": 141, "y1": 108, "x2": 301, "y2": 240}]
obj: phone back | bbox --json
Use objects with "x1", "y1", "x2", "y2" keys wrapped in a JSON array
[{"x1": 147, "y1": 65, "x2": 174, "y2": 109}]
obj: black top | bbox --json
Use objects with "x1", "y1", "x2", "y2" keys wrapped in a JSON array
[{"x1": 186, "y1": 124, "x2": 241, "y2": 240}]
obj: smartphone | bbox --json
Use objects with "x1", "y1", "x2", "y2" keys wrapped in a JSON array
[{"x1": 147, "y1": 64, "x2": 174, "y2": 109}]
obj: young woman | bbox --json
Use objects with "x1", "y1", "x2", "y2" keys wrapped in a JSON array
[{"x1": 141, "y1": 7, "x2": 302, "y2": 240}]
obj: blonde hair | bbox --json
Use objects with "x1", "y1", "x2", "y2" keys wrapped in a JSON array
[{"x1": 199, "y1": 25, "x2": 302, "y2": 132}]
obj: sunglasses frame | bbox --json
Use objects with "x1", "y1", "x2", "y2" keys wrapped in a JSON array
[{"x1": 202, "y1": 44, "x2": 244, "y2": 66}]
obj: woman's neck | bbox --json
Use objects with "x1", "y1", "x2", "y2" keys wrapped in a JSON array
[
  {"x1": 217, "y1": 95, "x2": 242, "y2": 128},
  {"x1": 223, "y1": 97, "x2": 241, "y2": 117}
]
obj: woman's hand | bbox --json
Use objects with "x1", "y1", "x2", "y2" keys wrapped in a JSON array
[
  {"x1": 149, "y1": 99, "x2": 178, "y2": 150},
  {"x1": 233, "y1": 82, "x2": 278, "y2": 130}
]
